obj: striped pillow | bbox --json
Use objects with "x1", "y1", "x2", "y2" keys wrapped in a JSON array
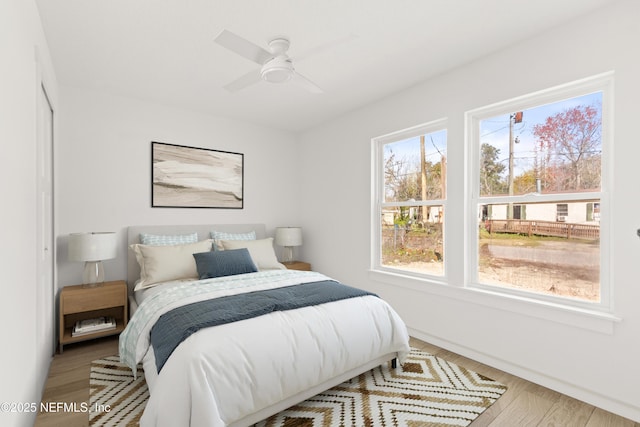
[
  {"x1": 140, "y1": 232, "x2": 198, "y2": 246},
  {"x1": 210, "y1": 230, "x2": 256, "y2": 250}
]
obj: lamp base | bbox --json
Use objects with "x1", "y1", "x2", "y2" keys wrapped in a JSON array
[
  {"x1": 82, "y1": 261, "x2": 105, "y2": 287},
  {"x1": 282, "y1": 246, "x2": 294, "y2": 264}
]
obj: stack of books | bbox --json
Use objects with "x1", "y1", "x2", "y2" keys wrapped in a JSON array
[{"x1": 72, "y1": 316, "x2": 116, "y2": 337}]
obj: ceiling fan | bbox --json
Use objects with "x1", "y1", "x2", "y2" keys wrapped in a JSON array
[{"x1": 214, "y1": 29, "x2": 323, "y2": 94}]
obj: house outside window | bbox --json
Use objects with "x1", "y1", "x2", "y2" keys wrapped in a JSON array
[
  {"x1": 467, "y1": 73, "x2": 612, "y2": 310},
  {"x1": 373, "y1": 120, "x2": 447, "y2": 278}
]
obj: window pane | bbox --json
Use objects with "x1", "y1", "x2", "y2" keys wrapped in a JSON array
[
  {"x1": 384, "y1": 130, "x2": 447, "y2": 202},
  {"x1": 381, "y1": 205, "x2": 444, "y2": 276},
  {"x1": 479, "y1": 93, "x2": 602, "y2": 197},
  {"x1": 478, "y1": 200, "x2": 600, "y2": 301}
]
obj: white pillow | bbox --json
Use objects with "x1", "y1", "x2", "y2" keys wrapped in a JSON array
[
  {"x1": 130, "y1": 239, "x2": 213, "y2": 290},
  {"x1": 219, "y1": 238, "x2": 285, "y2": 270}
]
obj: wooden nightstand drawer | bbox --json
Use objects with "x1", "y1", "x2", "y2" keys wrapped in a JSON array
[{"x1": 62, "y1": 284, "x2": 124, "y2": 314}]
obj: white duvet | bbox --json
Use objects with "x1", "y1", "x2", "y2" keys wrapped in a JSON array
[{"x1": 119, "y1": 270, "x2": 410, "y2": 427}]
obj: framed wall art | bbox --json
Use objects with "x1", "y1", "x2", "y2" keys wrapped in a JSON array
[{"x1": 151, "y1": 141, "x2": 244, "y2": 209}]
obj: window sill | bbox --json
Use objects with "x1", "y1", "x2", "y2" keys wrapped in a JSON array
[{"x1": 368, "y1": 269, "x2": 621, "y2": 334}]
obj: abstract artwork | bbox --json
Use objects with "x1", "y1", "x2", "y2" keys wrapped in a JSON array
[{"x1": 152, "y1": 141, "x2": 243, "y2": 208}]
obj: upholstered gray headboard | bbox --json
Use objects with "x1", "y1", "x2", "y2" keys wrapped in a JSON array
[{"x1": 126, "y1": 223, "x2": 267, "y2": 295}]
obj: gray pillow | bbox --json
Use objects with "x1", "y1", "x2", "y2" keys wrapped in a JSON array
[{"x1": 193, "y1": 248, "x2": 258, "y2": 279}]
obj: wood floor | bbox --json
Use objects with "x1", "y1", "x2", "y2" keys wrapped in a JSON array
[{"x1": 35, "y1": 335, "x2": 638, "y2": 427}]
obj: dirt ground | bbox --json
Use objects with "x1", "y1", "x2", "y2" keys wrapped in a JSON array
[
  {"x1": 383, "y1": 240, "x2": 600, "y2": 302},
  {"x1": 478, "y1": 259, "x2": 599, "y2": 301},
  {"x1": 479, "y1": 240, "x2": 599, "y2": 301}
]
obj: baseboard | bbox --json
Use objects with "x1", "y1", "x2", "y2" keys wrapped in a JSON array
[{"x1": 408, "y1": 327, "x2": 640, "y2": 423}]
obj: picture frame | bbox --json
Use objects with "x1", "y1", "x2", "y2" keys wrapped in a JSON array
[{"x1": 151, "y1": 141, "x2": 244, "y2": 209}]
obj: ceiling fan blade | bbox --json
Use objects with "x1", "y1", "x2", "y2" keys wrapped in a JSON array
[
  {"x1": 223, "y1": 69, "x2": 262, "y2": 93},
  {"x1": 295, "y1": 33, "x2": 358, "y2": 62},
  {"x1": 214, "y1": 30, "x2": 272, "y2": 65},
  {"x1": 291, "y1": 71, "x2": 323, "y2": 94}
]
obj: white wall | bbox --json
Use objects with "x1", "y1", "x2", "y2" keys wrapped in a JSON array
[
  {"x1": 56, "y1": 87, "x2": 301, "y2": 287},
  {"x1": 299, "y1": 0, "x2": 640, "y2": 422},
  {"x1": 1, "y1": 1, "x2": 58, "y2": 426}
]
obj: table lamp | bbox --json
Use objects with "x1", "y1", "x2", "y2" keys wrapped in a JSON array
[
  {"x1": 275, "y1": 227, "x2": 302, "y2": 264},
  {"x1": 68, "y1": 232, "x2": 117, "y2": 287}
]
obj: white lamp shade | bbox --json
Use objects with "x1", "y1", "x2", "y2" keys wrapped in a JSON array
[
  {"x1": 274, "y1": 227, "x2": 302, "y2": 247},
  {"x1": 68, "y1": 232, "x2": 117, "y2": 262}
]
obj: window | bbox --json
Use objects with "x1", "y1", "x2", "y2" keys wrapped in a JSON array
[
  {"x1": 556, "y1": 204, "x2": 568, "y2": 222},
  {"x1": 373, "y1": 120, "x2": 447, "y2": 277},
  {"x1": 468, "y1": 74, "x2": 611, "y2": 309}
]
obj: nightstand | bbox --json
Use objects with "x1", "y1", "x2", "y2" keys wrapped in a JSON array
[
  {"x1": 58, "y1": 280, "x2": 128, "y2": 353},
  {"x1": 283, "y1": 261, "x2": 311, "y2": 271}
]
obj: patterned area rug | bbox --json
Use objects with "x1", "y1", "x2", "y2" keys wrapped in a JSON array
[
  {"x1": 89, "y1": 356, "x2": 147, "y2": 426},
  {"x1": 90, "y1": 349, "x2": 507, "y2": 426}
]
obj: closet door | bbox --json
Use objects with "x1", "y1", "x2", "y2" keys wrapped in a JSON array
[{"x1": 36, "y1": 83, "x2": 55, "y2": 357}]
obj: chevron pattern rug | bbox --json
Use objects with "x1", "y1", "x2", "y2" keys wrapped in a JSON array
[
  {"x1": 90, "y1": 349, "x2": 507, "y2": 426},
  {"x1": 89, "y1": 356, "x2": 147, "y2": 426}
]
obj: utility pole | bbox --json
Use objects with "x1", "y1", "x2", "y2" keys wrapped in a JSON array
[
  {"x1": 420, "y1": 135, "x2": 427, "y2": 225},
  {"x1": 507, "y1": 112, "x2": 522, "y2": 220},
  {"x1": 440, "y1": 154, "x2": 446, "y2": 224}
]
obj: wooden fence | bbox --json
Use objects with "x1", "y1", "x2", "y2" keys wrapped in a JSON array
[{"x1": 484, "y1": 219, "x2": 599, "y2": 240}]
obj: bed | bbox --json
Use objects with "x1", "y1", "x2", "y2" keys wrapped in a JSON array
[{"x1": 119, "y1": 224, "x2": 411, "y2": 427}]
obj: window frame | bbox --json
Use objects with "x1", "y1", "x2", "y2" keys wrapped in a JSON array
[
  {"x1": 465, "y1": 72, "x2": 613, "y2": 313},
  {"x1": 372, "y1": 118, "x2": 448, "y2": 280}
]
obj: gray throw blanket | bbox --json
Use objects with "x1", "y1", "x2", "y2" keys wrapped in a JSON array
[{"x1": 150, "y1": 280, "x2": 376, "y2": 372}]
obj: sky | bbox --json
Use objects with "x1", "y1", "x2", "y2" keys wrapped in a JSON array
[
  {"x1": 383, "y1": 129, "x2": 447, "y2": 167},
  {"x1": 382, "y1": 91, "x2": 602, "y2": 181},
  {"x1": 479, "y1": 92, "x2": 602, "y2": 176}
]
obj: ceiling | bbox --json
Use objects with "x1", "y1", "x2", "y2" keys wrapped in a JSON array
[{"x1": 36, "y1": 0, "x2": 617, "y2": 133}]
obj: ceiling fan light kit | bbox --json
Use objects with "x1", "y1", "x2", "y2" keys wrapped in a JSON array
[
  {"x1": 261, "y1": 56, "x2": 294, "y2": 83},
  {"x1": 214, "y1": 29, "x2": 323, "y2": 93}
]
